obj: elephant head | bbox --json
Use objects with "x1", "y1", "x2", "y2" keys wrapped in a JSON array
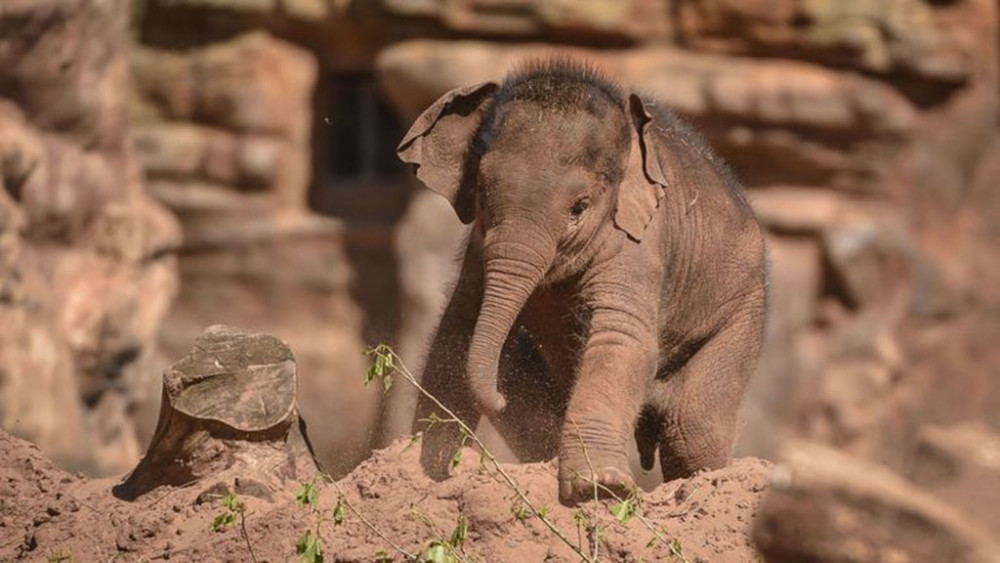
[{"x1": 397, "y1": 65, "x2": 671, "y2": 417}]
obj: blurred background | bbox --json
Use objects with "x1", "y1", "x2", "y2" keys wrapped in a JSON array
[{"x1": 1, "y1": 0, "x2": 997, "y2": 484}]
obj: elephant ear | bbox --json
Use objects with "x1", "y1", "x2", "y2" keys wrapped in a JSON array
[
  {"x1": 397, "y1": 82, "x2": 500, "y2": 224},
  {"x1": 614, "y1": 94, "x2": 671, "y2": 242}
]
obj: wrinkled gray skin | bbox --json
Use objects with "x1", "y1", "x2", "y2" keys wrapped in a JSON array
[{"x1": 399, "y1": 63, "x2": 767, "y2": 504}]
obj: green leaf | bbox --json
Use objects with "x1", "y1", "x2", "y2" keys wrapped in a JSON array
[
  {"x1": 333, "y1": 497, "x2": 346, "y2": 525},
  {"x1": 420, "y1": 542, "x2": 455, "y2": 563},
  {"x1": 374, "y1": 551, "x2": 394, "y2": 563},
  {"x1": 402, "y1": 433, "x2": 421, "y2": 453},
  {"x1": 222, "y1": 492, "x2": 241, "y2": 512},
  {"x1": 449, "y1": 515, "x2": 468, "y2": 548},
  {"x1": 210, "y1": 511, "x2": 237, "y2": 532},
  {"x1": 295, "y1": 482, "x2": 318, "y2": 507},
  {"x1": 669, "y1": 538, "x2": 688, "y2": 562},
  {"x1": 538, "y1": 505, "x2": 550, "y2": 519},
  {"x1": 449, "y1": 447, "x2": 463, "y2": 470},
  {"x1": 364, "y1": 344, "x2": 396, "y2": 388},
  {"x1": 295, "y1": 529, "x2": 324, "y2": 563},
  {"x1": 611, "y1": 495, "x2": 637, "y2": 523},
  {"x1": 510, "y1": 502, "x2": 529, "y2": 522}
]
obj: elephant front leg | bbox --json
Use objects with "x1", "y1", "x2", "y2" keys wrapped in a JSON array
[{"x1": 558, "y1": 317, "x2": 658, "y2": 504}]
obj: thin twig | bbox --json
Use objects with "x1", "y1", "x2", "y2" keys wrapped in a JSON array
[
  {"x1": 569, "y1": 417, "x2": 601, "y2": 561},
  {"x1": 326, "y1": 477, "x2": 418, "y2": 561},
  {"x1": 238, "y1": 506, "x2": 259, "y2": 563},
  {"x1": 373, "y1": 347, "x2": 595, "y2": 563},
  {"x1": 409, "y1": 505, "x2": 470, "y2": 563}
]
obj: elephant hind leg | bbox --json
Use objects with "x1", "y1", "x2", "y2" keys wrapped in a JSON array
[
  {"x1": 654, "y1": 313, "x2": 763, "y2": 482},
  {"x1": 657, "y1": 397, "x2": 737, "y2": 482}
]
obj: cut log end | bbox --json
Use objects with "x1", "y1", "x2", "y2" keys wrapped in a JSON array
[{"x1": 114, "y1": 325, "x2": 319, "y2": 501}]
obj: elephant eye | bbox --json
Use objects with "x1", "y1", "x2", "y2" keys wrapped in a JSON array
[{"x1": 569, "y1": 198, "x2": 590, "y2": 218}]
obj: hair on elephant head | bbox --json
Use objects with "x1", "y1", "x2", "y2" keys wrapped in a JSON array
[{"x1": 398, "y1": 60, "x2": 672, "y2": 416}]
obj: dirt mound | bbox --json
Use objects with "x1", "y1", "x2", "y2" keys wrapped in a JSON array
[{"x1": 0, "y1": 429, "x2": 772, "y2": 562}]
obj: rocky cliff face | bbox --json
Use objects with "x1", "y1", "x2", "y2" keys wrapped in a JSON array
[
  {"x1": 0, "y1": 0, "x2": 180, "y2": 474},
  {"x1": 125, "y1": 0, "x2": 1000, "y2": 476}
]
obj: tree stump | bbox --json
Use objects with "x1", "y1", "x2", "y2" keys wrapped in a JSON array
[{"x1": 115, "y1": 325, "x2": 319, "y2": 500}]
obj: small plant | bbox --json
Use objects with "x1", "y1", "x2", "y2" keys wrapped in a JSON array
[
  {"x1": 294, "y1": 480, "x2": 346, "y2": 563},
  {"x1": 646, "y1": 537, "x2": 689, "y2": 562},
  {"x1": 416, "y1": 514, "x2": 469, "y2": 563},
  {"x1": 210, "y1": 491, "x2": 258, "y2": 562},
  {"x1": 210, "y1": 492, "x2": 242, "y2": 532},
  {"x1": 610, "y1": 491, "x2": 638, "y2": 524},
  {"x1": 296, "y1": 529, "x2": 323, "y2": 563},
  {"x1": 510, "y1": 501, "x2": 530, "y2": 522},
  {"x1": 364, "y1": 345, "x2": 396, "y2": 392}
]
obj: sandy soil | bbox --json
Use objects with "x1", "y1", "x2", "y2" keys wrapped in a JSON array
[{"x1": 1, "y1": 430, "x2": 772, "y2": 562}]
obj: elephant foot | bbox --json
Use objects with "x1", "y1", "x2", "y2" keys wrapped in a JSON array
[
  {"x1": 557, "y1": 417, "x2": 634, "y2": 504},
  {"x1": 558, "y1": 465, "x2": 634, "y2": 504}
]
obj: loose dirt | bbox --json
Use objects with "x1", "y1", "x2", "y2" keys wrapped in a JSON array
[{"x1": 1, "y1": 430, "x2": 772, "y2": 562}]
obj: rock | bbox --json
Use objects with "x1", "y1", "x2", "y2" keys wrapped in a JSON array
[
  {"x1": 0, "y1": 0, "x2": 132, "y2": 150},
  {"x1": 381, "y1": 0, "x2": 671, "y2": 42},
  {"x1": 750, "y1": 187, "x2": 843, "y2": 233},
  {"x1": 378, "y1": 40, "x2": 915, "y2": 132},
  {"x1": 754, "y1": 440, "x2": 1000, "y2": 563},
  {"x1": 132, "y1": 32, "x2": 315, "y2": 137},
  {"x1": 821, "y1": 212, "x2": 911, "y2": 309},
  {"x1": 131, "y1": 32, "x2": 316, "y2": 210},
  {"x1": 798, "y1": 358, "x2": 902, "y2": 457},
  {"x1": 909, "y1": 423, "x2": 1000, "y2": 534},
  {"x1": 0, "y1": 0, "x2": 180, "y2": 476},
  {"x1": 377, "y1": 41, "x2": 916, "y2": 191},
  {"x1": 115, "y1": 325, "x2": 319, "y2": 500},
  {"x1": 0, "y1": 315, "x2": 94, "y2": 472},
  {"x1": 675, "y1": 0, "x2": 979, "y2": 87},
  {"x1": 793, "y1": 300, "x2": 913, "y2": 461}
]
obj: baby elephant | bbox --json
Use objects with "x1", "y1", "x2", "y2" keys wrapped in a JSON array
[{"x1": 399, "y1": 61, "x2": 767, "y2": 503}]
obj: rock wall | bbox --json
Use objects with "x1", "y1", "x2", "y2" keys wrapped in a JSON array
[
  {"x1": 130, "y1": 0, "x2": 1000, "y2": 474},
  {"x1": 0, "y1": 0, "x2": 180, "y2": 474}
]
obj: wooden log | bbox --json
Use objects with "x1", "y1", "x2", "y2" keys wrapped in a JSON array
[
  {"x1": 753, "y1": 441, "x2": 1000, "y2": 563},
  {"x1": 114, "y1": 325, "x2": 319, "y2": 500}
]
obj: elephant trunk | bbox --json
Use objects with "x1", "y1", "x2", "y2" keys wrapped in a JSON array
[{"x1": 467, "y1": 236, "x2": 553, "y2": 417}]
